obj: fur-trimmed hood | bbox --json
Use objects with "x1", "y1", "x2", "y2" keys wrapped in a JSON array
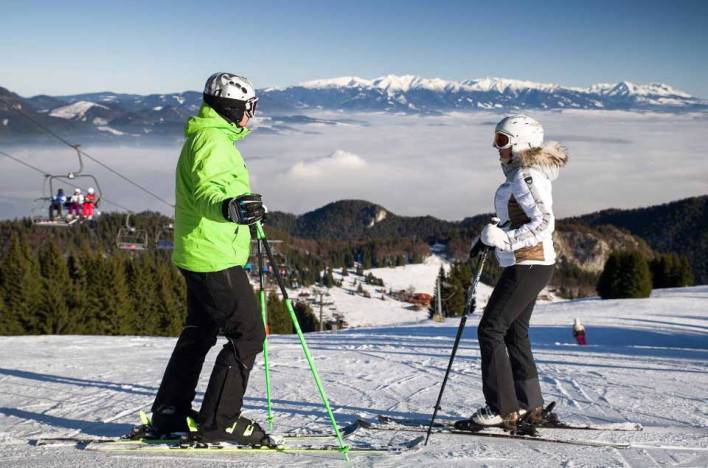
[
  {"x1": 517, "y1": 142, "x2": 568, "y2": 168},
  {"x1": 502, "y1": 141, "x2": 568, "y2": 181}
]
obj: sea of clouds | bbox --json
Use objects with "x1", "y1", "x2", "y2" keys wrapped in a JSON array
[{"x1": 1, "y1": 110, "x2": 706, "y2": 221}]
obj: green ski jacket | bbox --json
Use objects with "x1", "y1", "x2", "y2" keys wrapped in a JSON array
[{"x1": 172, "y1": 104, "x2": 253, "y2": 272}]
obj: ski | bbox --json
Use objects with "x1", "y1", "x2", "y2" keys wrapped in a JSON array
[
  {"x1": 31, "y1": 420, "x2": 364, "y2": 447},
  {"x1": 82, "y1": 435, "x2": 424, "y2": 455},
  {"x1": 360, "y1": 418, "x2": 635, "y2": 449},
  {"x1": 361, "y1": 419, "x2": 708, "y2": 452},
  {"x1": 86, "y1": 443, "x2": 402, "y2": 455},
  {"x1": 30, "y1": 436, "x2": 178, "y2": 447},
  {"x1": 383, "y1": 400, "x2": 642, "y2": 433},
  {"x1": 381, "y1": 414, "x2": 642, "y2": 432}
]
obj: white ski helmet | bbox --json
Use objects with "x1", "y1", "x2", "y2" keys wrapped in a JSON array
[
  {"x1": 204, "y1": 72, "x2": 256, "y2": 101},
  {"x1": 87, "y1": 187, "x2": 95, "y2": 194},
  {"x1": 493, "y1": 114, "x2": 544, "y2": 154},
  {"x1": 203, "y1": 73, "x2": 258, "y2": 126},
  {"x1": 74, "y1": 188, "x2": 81, "y2": 193}
]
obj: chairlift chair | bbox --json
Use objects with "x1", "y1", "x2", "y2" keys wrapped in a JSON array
[
  {"x1": 116, "y1": 213, "x2": 149, "y2": 251},
  {"x1": 31, "y1": 145, "x2": 103, "y2": 227},
  {"x1": 155, "y1": 222, "x2": 174, "y2": 250},
  {"x1": 31, "y1": 197, "x2": 76, "y2": 227}
]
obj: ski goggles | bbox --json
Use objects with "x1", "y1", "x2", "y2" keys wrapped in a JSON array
[
  {"x1": 493, "y1": 131, "x2": 513, "y2": 149},
  {"x1": 244, "y1": 97, "x2": 259, "y2": 118}
]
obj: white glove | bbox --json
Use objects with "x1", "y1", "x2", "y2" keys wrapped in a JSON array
[{"x1": 481, "y1": 223, "x2": 512, "y2": 251}]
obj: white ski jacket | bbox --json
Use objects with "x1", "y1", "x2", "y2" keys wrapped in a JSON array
[{"x1": 493, "y1": 143, "x2": 568, "y2": 267}]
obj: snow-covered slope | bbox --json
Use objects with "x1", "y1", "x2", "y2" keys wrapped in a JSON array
[
  {"x1": 48, "y1": 101, "x2": 109, "y2": 120},
  {"x1": 0, "y1": 286, "x2": 706, "y2": 467},
  {"x1": 285, "y1": 256, "x2": 452, "y2": 329}
]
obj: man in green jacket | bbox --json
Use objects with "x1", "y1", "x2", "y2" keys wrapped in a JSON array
[{"x1": 150, "y1": 72, "x2": 269, "y2": 446}]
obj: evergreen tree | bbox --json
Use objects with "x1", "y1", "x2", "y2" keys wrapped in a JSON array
[
  {"x1": 650, "y1": 253, "x2": 694, "y2": 288},
  {"x1": 0, "y1": 234, "x2": 41, "y2": 334},
  {"x1": 321, "y1": 268, "x2": 335, "y2": 288},
  {"x1": 430, "y1": 266, "x2": 446, "y2": 317},
  {"x1": 597, "y1": 251, "x2": 653, "y2": 299},
  {"x1": 294, "y1": 301, "x2": 320, "y2": 333},
  {"x1": 37, "y1": 240, "x2": 73, "y2": 334},
  {"x1": 0, "y1": 296, "x2": 9, "y2": 335},
  {"x1": 445, "y1": 261, "x2": 472, "y2": 316},
  {"x1": 66, "y1": 253, "x2": 89, "y2": 333},
  {"x1": 154, "y1": 261, "x2": 184, "y2": 336},
  {"x1": 126, "y1": 254, "x2": 160, "y2": 334},
  {"x1": 85, "y1": 255, "x2": 133, "y2": 334},
  {"x1": 266, "y1": 291, "x2": 291, "y2": 334}
]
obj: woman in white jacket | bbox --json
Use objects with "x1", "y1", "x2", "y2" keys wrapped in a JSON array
[{"x1": 461, "y1": 115, "x2": 568, "y2": 431}]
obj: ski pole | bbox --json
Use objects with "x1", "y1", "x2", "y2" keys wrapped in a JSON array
[
  {"x1": 425, "y1": 246, "x2": 490, "y2": 445},
  {"x1": 256, "y1": 238, "x2": 274, "y2": 431},
  {"x1": 254, "y1": 222, "x2": 350, "y2": 461}
]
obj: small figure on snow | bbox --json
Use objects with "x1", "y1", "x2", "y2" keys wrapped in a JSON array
[
  {"x1": 459, "y1": 115, "x2": 568, "y2": 431},
  {"x1": 149, "y1": 72, "x2": 268, "y2": 447},
  {"x1": 573, "y1": 318, "x2": 586, "y2": 345}
]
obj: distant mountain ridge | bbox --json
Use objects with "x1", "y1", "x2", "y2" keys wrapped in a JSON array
[
  {"x1": 1, "y1": 74, "x2": 706, "y2": 141},
  {"x1": 267, "y1": 195, "x2": 708, "y2": 284},
  {"x1": 278, "y1": 75, "x2": 703, "y2": 112}
]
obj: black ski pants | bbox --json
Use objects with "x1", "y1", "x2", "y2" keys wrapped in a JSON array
[
  {"x1": 477, "y1": 264, "x2": 553, "y2": 416},
  {"x1": 151, "y1": 266, "x2": 265, "y2": 431}
]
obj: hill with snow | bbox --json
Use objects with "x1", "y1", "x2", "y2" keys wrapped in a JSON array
[{"x1": 0, "y1": 264, "x2": 706, "y2": 467}]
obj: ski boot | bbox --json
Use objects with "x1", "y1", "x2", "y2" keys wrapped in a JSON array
[
  {"x1": 182, "y1": 414, "x2": 275, "y2": 448},
  {"x1": 515, "y1": 403, "x2": 557, "y2": 436},
  {"x1": 454, "y1": 405, "x2": 519, "y2": 432},
  {"x1": 126, "y1": 406, "x2": 198, "y2": 440}
]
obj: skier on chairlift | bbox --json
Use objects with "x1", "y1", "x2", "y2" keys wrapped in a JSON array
[
  {"x1": 67, "y1": 188, "x2": 84, "y2": 220},
  {"x1": 82, "y1": 187, "x2": 97, "y2": 220},
  {"x1": 48, "y1": 188, "x2": 66, "y2": 220}
]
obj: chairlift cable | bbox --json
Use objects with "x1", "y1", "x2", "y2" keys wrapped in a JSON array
[{"x1": 0, "y1": 149, "x2": 48, "y2": 176}]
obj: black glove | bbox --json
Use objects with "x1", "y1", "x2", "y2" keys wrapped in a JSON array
[
  {"x1": 222, "y1": 193, "x2": 266, "y2": 225},
  {"x1": 469, "y1": 235, "x2": 484, "y2": 259}
]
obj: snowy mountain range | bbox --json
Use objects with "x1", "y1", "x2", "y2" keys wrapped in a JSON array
[
  {"x1": 1, "y1": 75, "x2": 706, "y2": 141},
  {"x1": 277, "y1": 75, "x2": 704, "y2": 112}
]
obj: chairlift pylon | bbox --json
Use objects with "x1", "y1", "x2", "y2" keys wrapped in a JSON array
[{"x1": 116, "y1": 213, "x2": 149, "y2": 251}]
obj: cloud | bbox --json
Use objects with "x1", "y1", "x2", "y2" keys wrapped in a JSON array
[
  {"x1": 287, "y1": 150, "x2": 367, "y2": 178},
  {"x1": 2, "y1": 111, "x2": 707, "y2": 221}
]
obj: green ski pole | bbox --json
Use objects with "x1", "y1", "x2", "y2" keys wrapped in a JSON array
[
  {"x1": 255, "y1": 222, "x2": 350, "y2": 461},
  {"x1": 257, "y1": 238, "x2": 274, "y2": 431}
]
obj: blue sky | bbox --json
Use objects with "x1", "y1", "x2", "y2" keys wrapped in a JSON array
[{"x1": 2, "y1": 0, "x2": 707, "y2": 97}]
